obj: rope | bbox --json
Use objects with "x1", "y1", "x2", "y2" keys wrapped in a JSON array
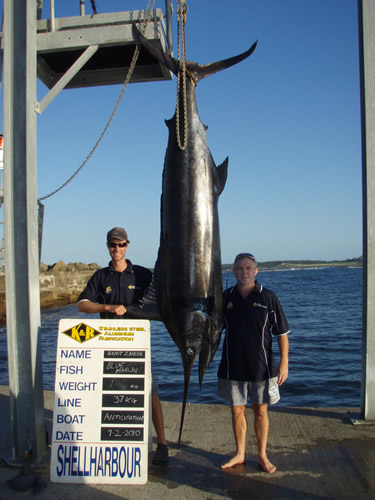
[
  {"x1": 90, "y1": 0, "x2": 98, "y2": 15},
  {"x1": 38, "y1": 1, "x2": 155, "y2": 202}
]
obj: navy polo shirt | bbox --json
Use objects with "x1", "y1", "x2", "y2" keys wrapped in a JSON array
[
  {"x1": 77, "y1": 260, "x2": 152, "y2": 319},
  {"x1": 217, "y1": 281, "x2": 290, "y2": 382}
]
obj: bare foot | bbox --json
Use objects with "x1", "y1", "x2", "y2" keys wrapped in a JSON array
[
  {"x1": 258, "y1": 455, "x2": 276, "y2": 474},
  {"x1": 221, "y1": 454, "x2": 246, "y2": 469}
]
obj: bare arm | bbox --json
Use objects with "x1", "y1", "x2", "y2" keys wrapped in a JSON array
[
  {"x1": 276, "y1": 334, "x2": 289, "y2": 385},
  {"x1": 77, "y1": 300, "x2": 127, "y2": 316}
]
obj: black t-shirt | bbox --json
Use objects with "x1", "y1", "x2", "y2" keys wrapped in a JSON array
[
  {"x1": 217, "y1": 281, "x2": 290, "y2": 382},
  {"x1": 77, "y1": 260, "x2": 152, "y2": 319}
]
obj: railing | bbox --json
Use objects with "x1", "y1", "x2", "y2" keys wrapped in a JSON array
[{"x1": 36, "y1": 0, "x2": 173, "y2": 52}]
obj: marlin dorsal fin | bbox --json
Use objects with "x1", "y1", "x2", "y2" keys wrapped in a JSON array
[{"x1": 217, "y1": 157, "x2": 229, "y2": 195}]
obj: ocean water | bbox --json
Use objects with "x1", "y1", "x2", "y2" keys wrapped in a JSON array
[{"x1": 0, "y1": 267, "x2": 363, "y2": 407}]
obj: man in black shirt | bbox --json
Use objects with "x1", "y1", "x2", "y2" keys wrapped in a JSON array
[
  {"x1": 77, "y1": 227, "x2": 168, "y2": 465},
  {"x1": 218, "y1": 253, "x2": 290, "y2": 473}
]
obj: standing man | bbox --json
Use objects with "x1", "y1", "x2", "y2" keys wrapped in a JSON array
[
  {"x1": 77, "y1": 227, "x2": 168, "y2": 465},
  {"x1": 217, "y1": 252, "x2": 289, "y2": 473}
]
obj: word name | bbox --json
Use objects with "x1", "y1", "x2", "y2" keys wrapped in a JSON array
[{"x1": 60, "y1": 350, "x2": 92, "y2": 359}]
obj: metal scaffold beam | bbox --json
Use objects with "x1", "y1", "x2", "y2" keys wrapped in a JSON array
[
  {"x1": 359, "y1": 0, "x2": 375, "y2": 421},
  {"x1": 3, "y1": 0, "x2": 46, "y2": 460}
]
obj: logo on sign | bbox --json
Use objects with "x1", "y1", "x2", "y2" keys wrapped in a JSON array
[{"x1": 62, "y1": 323, "x2": 101, "y2": 344}]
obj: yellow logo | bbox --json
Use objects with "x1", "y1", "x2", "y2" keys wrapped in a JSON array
[
  {"x1": 61, "y1": 323, "x2": 102, "y2": 344},
  {"x1": 227, "y1": 301, "x2": 233, "y2": 309},
  {"x1": 253, "y1": 302, "x2": 267, "y2": 309},
  {"x1": 105, "y1": 286, "x2": 112, "y2": 294}
]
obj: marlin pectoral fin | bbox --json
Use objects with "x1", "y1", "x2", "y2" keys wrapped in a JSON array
[{"x1": 198, "y1": 338, "x2": 212, "y2": 387}]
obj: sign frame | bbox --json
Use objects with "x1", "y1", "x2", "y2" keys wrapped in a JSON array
[{"x1": 50, "y1": 318, "x2": 151, "y2": 485}]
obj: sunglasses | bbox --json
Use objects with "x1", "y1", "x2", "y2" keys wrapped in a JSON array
[{"x1": 108, "y1": 241, "x2": 128, "y2": 248}]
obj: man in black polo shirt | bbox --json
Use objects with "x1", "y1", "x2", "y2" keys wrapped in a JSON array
[
  {"x1": 218, "y1": 253, "x2": 289, "y2": 473},
  {"x1": 77, "y1": 227, "x2": 168, "y2": 465}
]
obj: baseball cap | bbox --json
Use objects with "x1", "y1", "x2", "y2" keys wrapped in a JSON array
[
  {"x1": 234, "y1": 252, "x2": 257, "y2": 265},
  {"x1": 107, "y1": 227, "x2": 128, "y2": 242}
]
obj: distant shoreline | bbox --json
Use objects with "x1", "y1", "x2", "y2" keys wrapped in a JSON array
[
  {"x1": 222, "y1": 258, "x2": 362, "y2": 272},
  {"x1": 0, "y1": 258, "x2": 362, "y2": 325}
]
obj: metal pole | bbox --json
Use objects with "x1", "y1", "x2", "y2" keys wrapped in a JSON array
[
  {"x1": 359, "y1": 0, "x2": 375, "y2": 421},
  {"x1": 3, "y1": 0, "x2": 46, "y2": 460},
  {"x1": 49, "y1": 0, "x2": 55, "y2": 32},
  {"x1": 165, "y1": 0, "x2": 173, "y2": 54}
]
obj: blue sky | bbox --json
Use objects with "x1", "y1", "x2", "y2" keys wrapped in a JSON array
[{"x1": 1, "y1": 0, "x2": 363, "y2": 267}]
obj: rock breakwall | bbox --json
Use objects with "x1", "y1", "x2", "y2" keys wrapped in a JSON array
[{"x1": 0, "y1": 260, "x2": 100, "y2": 325}]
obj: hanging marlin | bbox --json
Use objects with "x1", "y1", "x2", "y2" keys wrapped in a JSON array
[{"x1": 129, "y1": 25, "x2": 257, "y2": 442}]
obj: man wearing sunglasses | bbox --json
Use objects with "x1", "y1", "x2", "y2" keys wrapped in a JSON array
[
  {"x1": 77, "y1": 227, "x2": 168, "y2": 465},
  {"x1": 217, "y1": 252, "x2": 290, "y2": 474}
]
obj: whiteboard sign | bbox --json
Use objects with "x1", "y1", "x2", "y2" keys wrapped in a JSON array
[{"x1": 50, "y1": 319, "x2": 151, "y2": 485}]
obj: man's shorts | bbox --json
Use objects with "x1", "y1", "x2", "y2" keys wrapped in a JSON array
[{"x1": 218, "y1": 377, "x2": 275, "y2": 406}]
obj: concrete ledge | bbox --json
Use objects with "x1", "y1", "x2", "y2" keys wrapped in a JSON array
[{"x1": 0, "y1": 385, "x2": 374, "y2": 499}]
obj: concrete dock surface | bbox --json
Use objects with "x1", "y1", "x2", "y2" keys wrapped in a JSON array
[{"x1": 0, "y1": 385, "x2": 374, "y2": 499}]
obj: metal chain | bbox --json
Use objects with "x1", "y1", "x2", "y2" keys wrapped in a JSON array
[
  {"x1": 39, "y1": 1, "x2": 155, "y2": 202},
  {"x1": 175, "y1": 0, "x2": 188, "y2": 151}
]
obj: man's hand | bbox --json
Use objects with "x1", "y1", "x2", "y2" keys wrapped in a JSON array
[
  {"x1": 276, "y1": 334, "x2": 289, "y2": 385},
  {"x1": 276, "y1": 360, "x2": 288, "y2": 385},
  {"x1": 106, "y1": 304, "x2": 127, "y2": 316}
]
